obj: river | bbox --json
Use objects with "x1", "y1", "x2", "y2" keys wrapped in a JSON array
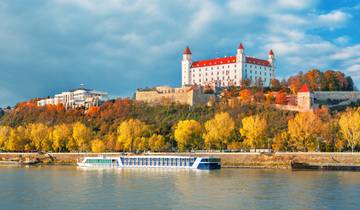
[{"x1": 0, "y1": 166, "x2": 359, "y2": 210}]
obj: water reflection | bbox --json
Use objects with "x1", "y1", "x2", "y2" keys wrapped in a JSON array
[{"x1": 0, "y1": 166, "x2": 359, "y2": 210}]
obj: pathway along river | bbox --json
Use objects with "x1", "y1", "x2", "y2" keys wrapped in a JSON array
[{"x1": 0, "y1": 166, "x2": 359, "y2": 210}]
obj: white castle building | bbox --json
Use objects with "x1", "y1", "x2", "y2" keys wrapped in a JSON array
[
  {"x1": 37, "y1": 87, "x2": 108, "y2": 109},
  {"x1": 181, "y1": 43, "x2": 275, "y2": 87}
]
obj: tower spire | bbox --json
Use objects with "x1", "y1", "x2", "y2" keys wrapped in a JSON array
[{"x1": 183, "y1": 46, "x2": 192, "y2": 55}]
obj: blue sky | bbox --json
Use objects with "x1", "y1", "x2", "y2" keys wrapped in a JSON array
[{"x1": 0, "y1": 0, "x2": 360, "y2": 107}]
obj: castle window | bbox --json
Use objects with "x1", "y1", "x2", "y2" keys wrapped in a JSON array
[
  {"x1": 217, "y1": 67, "x2": 219, "y2": 69},
  {"x1": 235, "y1": 65, "x2": 237, "y2": 67}
]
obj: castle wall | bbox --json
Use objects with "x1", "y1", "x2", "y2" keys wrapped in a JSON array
[
  {"x1": 313, "y1": 91, "x2": 360, "y2": 101},
  {"x1": 135, "y1": 87, "x2": 214, "y2": 106}
]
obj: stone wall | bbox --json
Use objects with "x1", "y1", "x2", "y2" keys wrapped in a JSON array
[{"x1": 135, "y1": 86, "x2": 214, "y2": 106}]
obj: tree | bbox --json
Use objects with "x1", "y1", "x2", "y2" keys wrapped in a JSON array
[
  {"x1": 91, "y1": 139, "x2": 106, "y2": 153},
  {"x1": 174, "y1": 119, "x2": 202, "y2": 152},
  {"x1": 288, "y1": 112, "x2": 321, "y2": 152},
  {"x1": 275, "y1": 91, "x2": 287, "y2": 105},
  {"x1": 272, "y1": 131, "x2": 290, "y2": 152},
  {"x1": 148, "y1": 134, "x2": 166, "y2": 152},
  {"x1": 239, "y1": 89, "x2": 252, "y2": 103},
  {"x1": 240, "y1": 115, "x2": 268, "y2": 150},
  {"x1": 203, "y1": 112, "x2": 235, "y2": 150},
  {"x1": 117, "y1": 119, "x2": 148, "y2": 152},
  {"x1": 28, "y1": 123, "x2": 52, "y2": 151},
  {"x1": 270, "y1": 78, "x2": 281, "y2": 91},
  {"x1": 5, "y1": 126, "x2": 26, "y2": 151},
  {"x1": 338, "y1": 109, "x2": 360, "y2": 152},
  {"x1": 52, "y1": 124, "x2": 72, "y2": 152},
  {"x1": 72, "y1": 122, "x2": 92, "y2": 152},
  {"x1": 0, "y1": 126, "x2": 11, "y2": 150}
]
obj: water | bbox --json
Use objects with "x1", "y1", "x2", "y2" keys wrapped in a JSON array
[{"x1": 0, "y1": 166, "x2": 359, "y2": 210}]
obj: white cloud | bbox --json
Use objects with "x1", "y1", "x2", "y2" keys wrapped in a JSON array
[{"x1": 317, "y1": 10, "x2": 351, "y2": 29}]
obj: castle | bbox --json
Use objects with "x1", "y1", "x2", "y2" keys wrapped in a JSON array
[{"x1": 181, "y1": 43, "x2": 275, "y2": 88}]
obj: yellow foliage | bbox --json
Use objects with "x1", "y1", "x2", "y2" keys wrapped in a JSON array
[
  {"x1": 148, "y1": 134, "x2": 166, "y2": 152},
  {"x1": 203, "y1": 112, "x2": 235, "y2": 150},
  {"x1": 52, "y1": 124, "x2": 72, "y2": 152},
  {"x1": 240, "y1": 115, "x2": 268, "y2": 149},
  {"x1": 174, "y1": 119, "x2": 202, "y2": 152},
  {"x1": 117, "y1": 119, "x2": 148, "y2": 152},
  {"x1": 0, "y1": 126, "x2": 12, "y2": 150},
  {"x1": 72, "y1": 122, "x2": 92, "y2": 152},
  {"x1": 91, "y1": 139, "x2": 106, "y2": 153},
  {"x1": 339, "y1": 109, "x2": 360, "y2": 152},
  {"x1": 288, "y1": 111, "x2": 321, "y2": 152},
  {"x1": 27, "y1": 123, "x2": 52, "y2": 151},
  {"x1": 272, "y1": 131, "x2": 290, "y2": 152},
  {"x1": 5, "y1": 126, "x2": 26, "y2": 151}
]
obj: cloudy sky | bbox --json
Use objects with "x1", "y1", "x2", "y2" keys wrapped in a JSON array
[{"x1": 0, "y1": 0, "x2": 360, "y2": 107}]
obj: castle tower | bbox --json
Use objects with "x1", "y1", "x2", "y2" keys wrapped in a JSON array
[
  {"x1": 236, "y1": 43, "x2": 245, "y2": 63},
  {"x1": 182, "y1": 46, "x2": 192, "y2": 86},
  {"x1": 268, "y1": 49, "x2": 275, "y2": 79},
  {"x1": 297, "y1": 84, "x2": 313, "y2": 110}
]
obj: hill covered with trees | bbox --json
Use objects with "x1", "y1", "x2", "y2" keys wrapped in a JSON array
[{"x1": 0, "y1": 69, "x2": 359, "y2": 153}]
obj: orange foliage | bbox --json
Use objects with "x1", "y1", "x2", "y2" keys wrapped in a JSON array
[
  {"x1": 275, "y1": 91, "x2": 287, "y2": 105},
  {"x1": 239, "y1": 89, "x2": 252, "y2": 103}
]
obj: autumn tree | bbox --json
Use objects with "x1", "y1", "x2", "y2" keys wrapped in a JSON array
[
  {"x1": 240, "y1": 115, "x2": 268, "y2": 150},
  {"x1": 91, "y1": 139, "x2": 106, "y2": 153},
  {"x1": 203, "y1": 112, "x2": 235, "y2": 151},
  {"x1": 72, "y1": 122, "x2": 92, "y2": 152},
  {"x1": 148, "y1": 134, "x2": 166, "y2": 152},
  {"x1": 28, "y1": 123, "x2": 52, "y2": 151},
  {"x1": 52, "y1": 124, "x2": 72, "y2": 152},
  {"x1": 239, "y1": 89, "x2": 252, "y2": 103},
  {"x1": 270, "y1": 78, "x2": 281, "y2": 91},
  {"x1": 5, "y1": 126, "x2": 26, "y2": 151},
  {"x1": 272, "y1": 131, "x2": 290, "y2": 152},
  {"x1": 275, "y1": 91, "x2": 287, "y2": 105},
  {"x1": 288, "y1": 111, "x2": 321, "y2": 152},
  {"x1": 339, "y1": 109, "x2": 360, "y2": 152},
  {"x1": 0, "y1": 126, "x2": 11, "y2": 150},
  {"x1": 117, "y1": 119, "x2": 149, "y2": 152},
  {"x1": 174, "y1": 119, "x2": 202, "y2": 152}
]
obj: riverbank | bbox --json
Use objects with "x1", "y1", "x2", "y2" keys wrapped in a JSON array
[{"x1": 1, "y1": 152, "x2": 360, "y2": 169}]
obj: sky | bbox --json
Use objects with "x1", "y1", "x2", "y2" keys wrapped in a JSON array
[{"x1": 0, "y1": 0, "x2": 360, "y2": 107}]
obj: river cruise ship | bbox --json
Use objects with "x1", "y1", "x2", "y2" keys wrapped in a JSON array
[{"x1": 77, "y1": 156, "x2": 221, "y2": 170}]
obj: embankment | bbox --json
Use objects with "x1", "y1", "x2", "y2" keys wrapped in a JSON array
[{"x1": 1, "y1": 152, "x2": 360, "y2": 169}]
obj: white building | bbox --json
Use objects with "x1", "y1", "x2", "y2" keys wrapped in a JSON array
[
  {"x1": 37, "y1": 87, "x2": 108, "y2": 109},
  {"x1": 181, "y1": 43, "x2": 275, "y2": 88}
]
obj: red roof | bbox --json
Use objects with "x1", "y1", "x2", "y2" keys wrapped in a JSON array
[
  {"x1": 191, "y1": 56, "x2": 271, "y2": 68},
  {"x1": 184, "y1": 47, "x2": 192, "y2": 55},
  {"x1": 245, "y1": 57, "x2": 271, "y2": 66},
  {"x1": 298, "y1": 84, "x2": 310, "y2": 93},
  {"x1": 238, "y1": 43, "x2": 244, "y2": 49},
  {"x1": 269, "y1": 49, "x2": 274, "y2": 55},
  {"x1": 192, "y1": 56, "x2": 237, "y2": 67}
]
